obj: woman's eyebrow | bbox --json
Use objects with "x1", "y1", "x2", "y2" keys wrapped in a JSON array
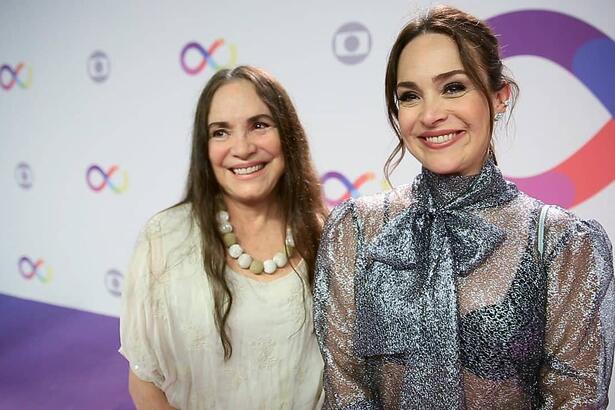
[
  {"x1": 247, "y1": 114, "x2": 275, "y2": 122},
  {"x1": 433, "y1": 69, "x2": 466, "y2": 82},
  {"x1": 397, "y1": 69, "x2": 467, "y2": 90},
  {"x1": 207, "y1": 121, "x2": 229, "y2": 130}
]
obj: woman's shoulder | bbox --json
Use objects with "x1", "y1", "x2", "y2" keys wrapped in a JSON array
[
  {"x1": 350, "y1": 184, "x2": 414, "y2": 218},
  {"x1": 540, "y1": 203, "x2": 604, "y2": 236},
  {"x1": 321, "y1": 185, "x2": 413, "y2": 240},
  {"x1": 143, "y1": 202, "x2": 195, "y2": 239},
  {"x1": 139, "y1": 203, "x2": 200, "y2": 264},
  {"x1": 536, "y1": 202, "x2": 612, "y2": 259},
  {"x1": 139, "y1": 203, "x2": 207, "y2": 280}
]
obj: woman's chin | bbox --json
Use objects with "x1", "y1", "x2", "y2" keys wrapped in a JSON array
[
  {"x1": 420, "y1": 158, "x2": 483, "y2": 177},
  {"x1": 422, "y1": 162, "x2": 464, "y2": 176}
]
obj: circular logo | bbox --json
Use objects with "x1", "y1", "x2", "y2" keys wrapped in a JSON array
[
  {"x1": 332, "y1": 22, "x2": 372, "y2": 65},
  {"x1": 105, "y1": 269, "x2": 124, "y2": 297},
  {"x1": 15, "y1": 162, "x2": 33, "y2": 189},
  {"x1": 87, "y1": 51, "x2": 111, "y2": 83}
]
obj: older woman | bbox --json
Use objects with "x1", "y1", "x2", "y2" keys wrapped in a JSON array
[
  {"x1": 120, "y1": 66, "x2": 326, "y2": 409},
  {"x1": 314, "y1": 6, "x2": 614, "y2": 409}
]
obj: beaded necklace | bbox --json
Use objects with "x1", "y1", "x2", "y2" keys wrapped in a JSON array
[{"x1": 217, "y1": 210, "x2": 294, "y2": 275}]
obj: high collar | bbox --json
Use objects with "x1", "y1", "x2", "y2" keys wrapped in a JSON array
[
  {"x1": 414, "y1": 158, "x2": 519, "y2": 213},
  {"x1": 367, "y1": 159, "x2": 519, "y2": 276},
  {"x1": 354, "y1": 160, "x2": 520, "y2": 407}
]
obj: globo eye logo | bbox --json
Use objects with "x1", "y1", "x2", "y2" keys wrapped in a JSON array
[
  {"x1": 86, "y1": 164, "x2": 128, "y2": 193},
  {"x1": 488, "y1": 10, "x2": 615, "y2": 208},
  {"x1": 332, "y1": 22, "x2": 372, "y2": 65},
  {"x1": 15, "y1": 162, "x2": 33, "y2": 189},
  {"x1": 87, "y1": 51, "x2": 111, "y2": 83},
  {"x1": 180, "y1": 40, "x2": 238, "y2": 75},
  {"x1": 105, "y1": 269, "x2": 123, "y2": 297}
]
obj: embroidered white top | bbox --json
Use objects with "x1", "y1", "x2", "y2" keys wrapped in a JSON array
[{"x1": 119, "y1": 204, "x2": 324, "y2": 410}]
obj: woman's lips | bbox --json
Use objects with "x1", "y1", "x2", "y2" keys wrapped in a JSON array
[
  {"x1": 227, "y1": 162, "x2": 269, "y2": 179},
  {"x1": 231, "y1": 163, "x2": 265, "y2": 175},
  {"x1": 420, "y1": 130, "x2": 465, "y2": 149}
]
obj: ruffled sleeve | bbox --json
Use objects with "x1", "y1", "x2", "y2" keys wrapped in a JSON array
[
  {"x1": 540, "y1": 208, "x2": 615, "y2": 409},
  {"x1": 314, "y1": 200, "x2": 379, "y2": 409},
  {"x1": 119, "y1": 216, "x2": 167, "y2": 387}
]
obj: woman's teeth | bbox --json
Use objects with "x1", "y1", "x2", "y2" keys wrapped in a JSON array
[
  {"x1": 425, "y1": 132, "x2": 455, "y2": 144},
  {"x1": 232, "y1": 164, "x2": 265, "y2": 175}
]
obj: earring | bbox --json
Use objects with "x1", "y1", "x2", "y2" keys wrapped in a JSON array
[{"x1": 494, "y1": 99, "x2": 508, "y2": 122}]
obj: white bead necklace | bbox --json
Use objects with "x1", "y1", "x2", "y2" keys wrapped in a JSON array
[{"x1": 216, "y1": 210, "x2": 295, "y2": 275}]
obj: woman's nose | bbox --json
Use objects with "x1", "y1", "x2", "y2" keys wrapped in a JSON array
[
  {"x1": 420, "y1": 98, "x2": 447, "y2": 127},
  {"x1": 230, "y1": 131, "x2": 257, "y2": 158}
]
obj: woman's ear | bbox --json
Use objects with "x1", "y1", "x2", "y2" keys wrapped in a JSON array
[{"x1": 493, "y1": 83, "x2": 511, "y2": 114}]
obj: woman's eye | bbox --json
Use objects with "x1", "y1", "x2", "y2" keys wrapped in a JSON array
[
  {"x1": 443, "y1": 82, "x2": 467, "y2": 95},
  {"x1": 253, "y1": 121, "x2": 271, "y2": 130},
  {"x1": 210, "y1": 129, "x2": 228, "y2": 139},
  {"x1": 397, "y1": 91, "x2": 419, "y2": 104}
]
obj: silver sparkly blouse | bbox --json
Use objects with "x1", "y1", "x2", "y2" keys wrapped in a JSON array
[{"x1": 314, "y1": 160, "x2": 615, "y2": 409}]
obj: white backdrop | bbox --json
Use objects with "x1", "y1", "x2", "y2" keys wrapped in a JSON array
[{"x1": 2, "y1": 0, "x2": 614, "y2": 395}]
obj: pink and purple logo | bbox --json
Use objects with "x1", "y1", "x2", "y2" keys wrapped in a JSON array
[
  {"x1": 19, "y1": 256, "x2": 54, "y2": 283},
  {"x1": 86, "y1": 164, "x2": 128, "y2": 193},
  {"x1": 0, "y1": 63, "x2": 32, "y2": 91},
  {"x1": 180, "y1": 40, "x2": 237, "y2": 75},
  {"x1": 488, "y1": 10, "x2": 615, "y2": 208},
  {"x1": 321, "y1": 171, "x2": 390, "y2": 207}
]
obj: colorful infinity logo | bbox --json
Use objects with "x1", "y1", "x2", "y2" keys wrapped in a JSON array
[
  {"x1": 19, "y1": 256, "x2": 54, "y2": 283},
  {"x1": 86, "y1": 164, "x2": 129, "y2": 193},
  {"x1": 488, "y1": 10, "x2": 615, "y2": 208},
  {"x1": 321, "y1": 171, "x2": 390, "y2": 207},
  {"x1": 180, "y1": 39, "x2": 237, "y2": 75},
  {"x1": 0, "y1": 63, "x2": 32, "y2": 90}
]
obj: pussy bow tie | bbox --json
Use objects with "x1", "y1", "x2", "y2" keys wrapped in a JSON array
[
  {"x1": 369, "y1": 160, "x2": 518, "y2": 275},
  {"x1": 356, "y1": 159, "x2": 519, "y2": 408}
]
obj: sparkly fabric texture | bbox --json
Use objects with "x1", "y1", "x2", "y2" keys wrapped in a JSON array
[{"x1": 314, "y1": 160, "x2": 615, "y2": 409}]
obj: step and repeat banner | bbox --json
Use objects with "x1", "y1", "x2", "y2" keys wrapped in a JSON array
[{"x1": 2, "y1": 1, "x2": 614, "y2": 318}]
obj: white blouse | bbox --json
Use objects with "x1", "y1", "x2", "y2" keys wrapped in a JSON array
[{"x1": 119, "y1": 204, "x2": 324, "y2": 410}]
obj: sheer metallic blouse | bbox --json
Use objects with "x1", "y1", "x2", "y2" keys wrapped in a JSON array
[{"x1": 314, "y1": 161, "x2": 615, "y2": 409}]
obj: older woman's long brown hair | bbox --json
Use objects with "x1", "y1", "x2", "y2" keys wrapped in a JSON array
[{"x1": 177, "y1": 66, "x2": 327, "y2": 359}]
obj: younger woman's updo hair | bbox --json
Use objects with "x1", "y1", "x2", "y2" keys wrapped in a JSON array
[{"x1": 384, "y1": 5, "x2": 519, "y2": 179}]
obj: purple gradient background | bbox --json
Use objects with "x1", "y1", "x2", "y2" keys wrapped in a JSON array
[{"x1": 0, "y1": 294, "x2": 132, "y2": 409}]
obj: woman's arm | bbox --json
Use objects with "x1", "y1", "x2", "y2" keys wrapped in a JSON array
[
  {"x1": 314, "y1": 201, "x2": 378, "y2": 409},
  {"x1": 540, "y1": 213, "x2": 615, "y2": 409},
  {"x1": 128, "y1": 370, "x2": 176, "y2": 410},
  {"x1": 120, "y1": 217, "x2": 171, "y2": 408}
]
